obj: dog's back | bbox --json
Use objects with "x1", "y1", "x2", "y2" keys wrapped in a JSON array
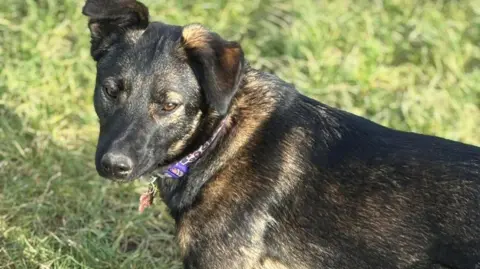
[{"x1": 257, "y1": 93, "x2": 480, "y2": 268}]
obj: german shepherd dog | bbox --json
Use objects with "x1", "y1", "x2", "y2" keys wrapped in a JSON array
[{"x1": 82, "y1": 0, "x2": 480, "y2": 268}]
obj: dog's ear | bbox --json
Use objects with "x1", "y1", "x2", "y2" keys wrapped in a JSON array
[
  {"x1": 82, "y1": 0, "x2": 149, "y2": 61},
  {"x1": 181, "y1": 24, "x2": 245, "y2": 115}
]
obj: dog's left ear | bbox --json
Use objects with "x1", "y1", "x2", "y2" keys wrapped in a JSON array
[
  {"x1": 181, "y1": 24, "x2": 245, "y2": 115},
  {"x1": 82, "y1": 0, "x2": 149, "y2": 61}
]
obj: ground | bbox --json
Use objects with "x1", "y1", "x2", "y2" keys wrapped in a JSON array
[{"x1": 0, "y1": 0, "x2": 479, "y2": 268}]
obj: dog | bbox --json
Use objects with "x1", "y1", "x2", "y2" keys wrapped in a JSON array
[{"x1": 82, "y1": 0, "x2": 480, "y2": 268}]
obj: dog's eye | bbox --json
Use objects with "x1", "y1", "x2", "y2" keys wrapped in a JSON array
[
  {"x1": 104, "y1": 85, "x2": 119, "y2": 99},
  {"x1": 162, "y1": 102, "x2": 178, "y2": 112}
]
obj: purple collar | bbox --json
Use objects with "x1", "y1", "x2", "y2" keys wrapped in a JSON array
[
  {"x1": 139, "y1": 118, "x2": 228, "y2": 212},
  {"x1": 164, "y1": 118, "x2": 228, "y2": 179}
]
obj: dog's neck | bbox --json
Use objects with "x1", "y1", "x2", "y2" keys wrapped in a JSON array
[
  {"x1": 155, "y1": 66, "x2": 290, "y2": 219},
  {"x1": 162, "y1": 118, "x2": 228, "y2": 179}
]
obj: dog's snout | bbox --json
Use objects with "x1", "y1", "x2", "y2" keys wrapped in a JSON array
[{"x1": 100, "y1": 152, "x2": 134, "y2": 179}]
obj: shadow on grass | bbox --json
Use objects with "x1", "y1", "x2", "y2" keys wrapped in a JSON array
[{"x1": 0, "y1": 105, "x2": 181, "y2": 269}]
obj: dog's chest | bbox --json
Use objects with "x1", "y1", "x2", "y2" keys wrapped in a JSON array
[{"x1": 176, "y1": 197, "x2": 283, "y2": 268}]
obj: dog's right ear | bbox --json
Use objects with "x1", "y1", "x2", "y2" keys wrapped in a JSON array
[{"x1": 82, "y1": 0, "x2": 149, "y2": 61}]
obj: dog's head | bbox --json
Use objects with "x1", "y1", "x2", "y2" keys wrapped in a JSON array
[{"x1": 82, "y1": 0, "x2": 245, "y2": 181}]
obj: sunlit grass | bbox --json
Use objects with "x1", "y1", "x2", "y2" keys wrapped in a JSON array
[{"x1": 0, "y1": 0, "x2": 479, "y2": 268}]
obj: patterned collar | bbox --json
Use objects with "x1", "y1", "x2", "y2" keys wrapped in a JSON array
[
  {"x1": 139, "y1": 118, "x2": 228, "y2": 212},
  {"x1": 164, "y1": 118, "x2": 228, "y2": 179}
]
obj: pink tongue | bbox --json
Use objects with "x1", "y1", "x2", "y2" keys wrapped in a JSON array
[{"x1": 139, "y1": 191, "x2": 153, "y2": 213}]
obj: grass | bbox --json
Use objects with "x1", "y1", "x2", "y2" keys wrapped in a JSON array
[{"x1": 0, "y1": 0, "x2": 479, "y2": 268}]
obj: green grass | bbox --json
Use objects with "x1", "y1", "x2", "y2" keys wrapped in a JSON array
[{"x1": 1, "y1": 0, "x2": 479, "y2": 268}]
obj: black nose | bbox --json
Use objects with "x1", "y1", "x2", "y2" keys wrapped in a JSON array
[{"x1": 100, "y1": 152, "x2": 134, "y2": 179}]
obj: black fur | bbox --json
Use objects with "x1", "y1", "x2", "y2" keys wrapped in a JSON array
[{"x1": 82, "y1": 1, "x2": 480, "y2": 268}]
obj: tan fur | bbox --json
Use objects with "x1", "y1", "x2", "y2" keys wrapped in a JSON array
[
  {"x1": 255, "y1": 258, "x2": 290, "y2": 269},
  {"x1": 325, "y1": 183, "x2": 346, "y2": 205},
  {"x1": 176, "y1": 69, "x2": 282, "y2": 264},
  {"x1": 220, "y1": 70, "x2": 280, "y2": 159},
  {"x1": 177, "y1": 218, "x2": 192, "y2": 257},
  {"x1": 168, "y1": 111, "x2": 203, "y2": 156},
  {"x1": 182, "y1": 24, "x2": 210, "y2": 49},
  {"x1": 192, "y1": 70, "x2": 281, "y2": 209},
  {"x1": 148, "y1": 103, "x2": 160, "y2": 123},
  {"x1": 236, "y1": 213, "x2": 277, "y2": 269},
  {"x1": 276, "y1": 127, "x2": 312, "y2": 200},
  {"x1": 222, "y1": 47, "x2": 241, "y2": 68},
  {"x1": 201, "y1": 171, "x2": 231, "y2": 200},
  {"x1": 165, "y1": 91, "x2": 183, "y2": 102}
]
